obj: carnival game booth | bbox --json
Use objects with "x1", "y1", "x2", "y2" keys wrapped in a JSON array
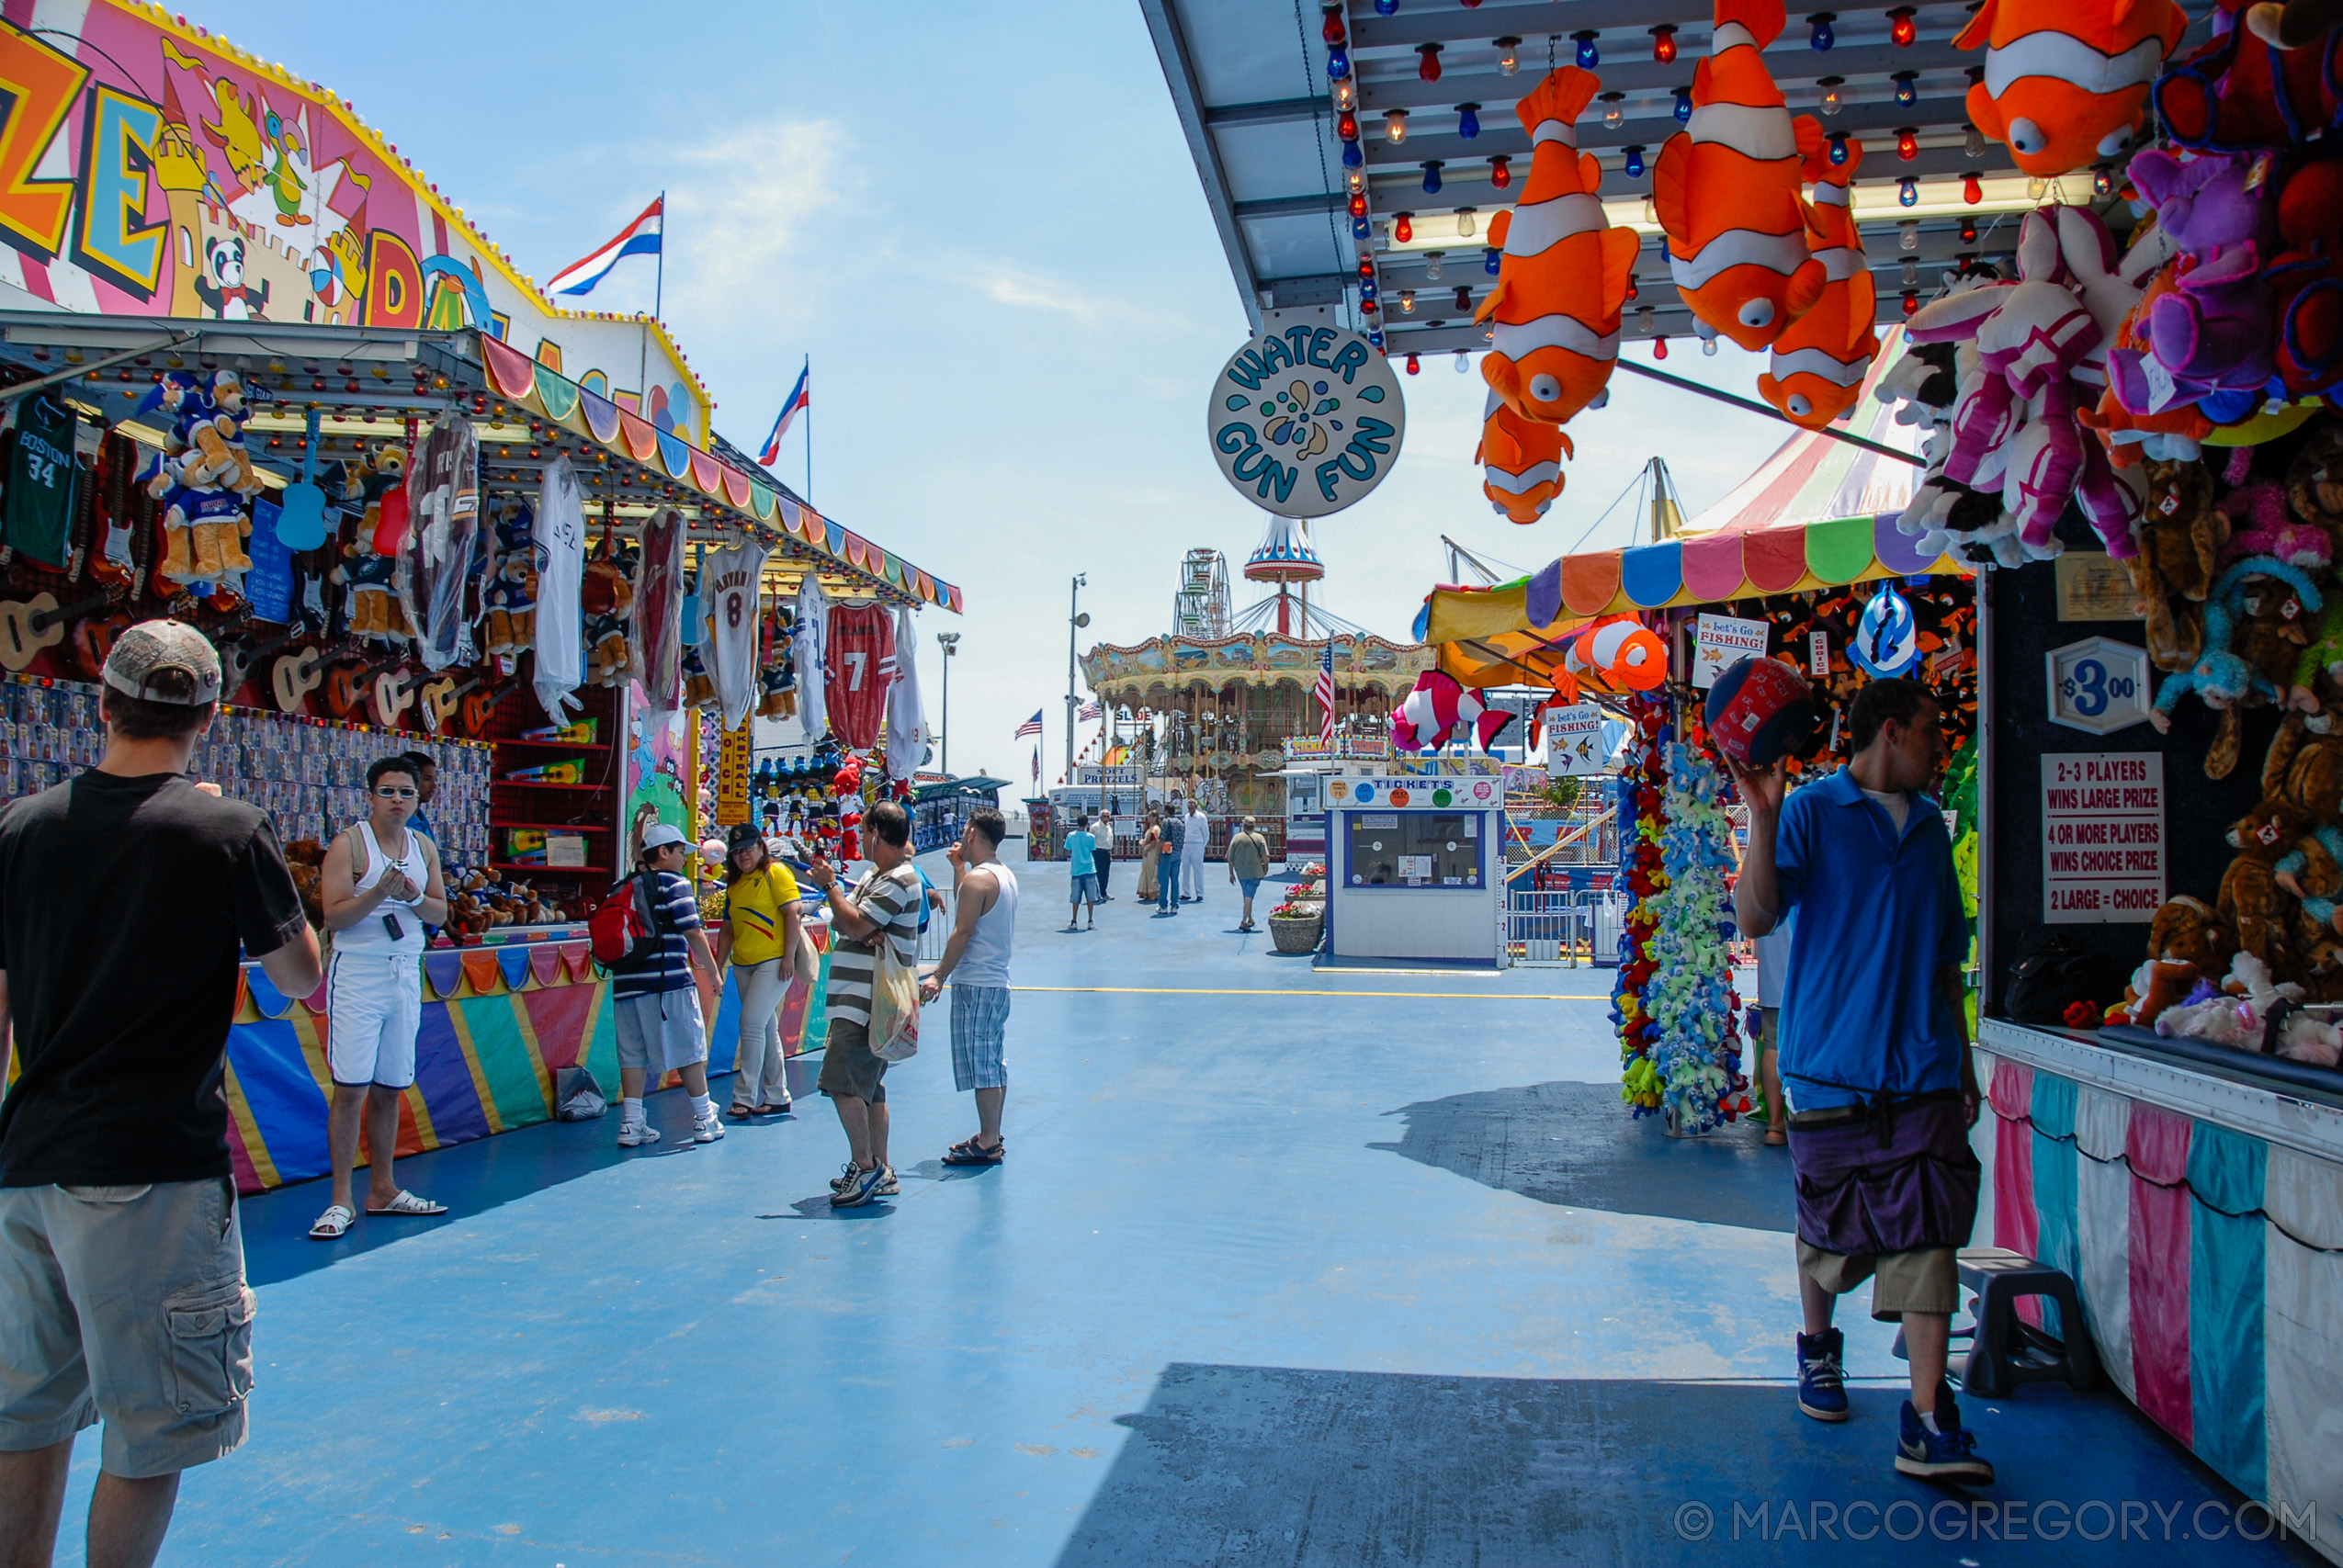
[
  {"x1": 912, "y1": 774, "x2": 1008, "y2": 853},
  {"x1": 1325, "y1": 769, "x2": 1505, "y2": 964}
]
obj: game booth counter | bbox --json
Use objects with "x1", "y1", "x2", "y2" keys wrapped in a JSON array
[{"x1": 0, "y1": 2, "x2": 962, "y2": 1191}]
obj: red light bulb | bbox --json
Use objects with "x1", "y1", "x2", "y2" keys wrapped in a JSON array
[
  {"x1": 1358, "y1": 255, "x2": 1375, "y2": 279},
  {"x1": 1963, "y1": 174, "x2": 1983, "y2": 205},
  {"x1": 1417, "y1": 43, "x2": 1443, "y2": 81},
  {"x1": 1650, "y1": 24, "x2": 1677, "y2": 63},
  {"x1": 1348, "y1": 192, "x2": 1367, "y2": 219},
  {"x1": 1624, "y1": 274, "x2": 1639, "y2": 302},
  {"x1": 1337, "y1": 110, "x2": 1359, "y2": 141},
  {"x1": 1320, "y1": 5, "x2": 1344, "y2": 45},
  {"x1": 1653, "y1": 335, "x2": 1669, "y2": 360},
  {"x1": 1489, "y1": 154, "x2": 1511, "y2": 189},
  {"x1": 1406, "y1": 354, "x2": 1421, "y2": 375},
  {"x1": 1901, "y1": 289, "x2": 1919, "y2": 316},
  {"x1": 1395, "y1": 213, "x2": 1414, "y2": 243},
  {"x1": 1889, "y1": 6, "x2": 1916, "y2": 47},
  {"x1": 1896, "y1": 128, "x2": 1919, "y2": 162}
]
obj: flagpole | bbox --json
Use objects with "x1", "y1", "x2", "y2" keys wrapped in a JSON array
[
  {"x1": 803, "y1": 353, "x2": 813, "y2": 503},
  {"x1": 637, "y1": 191, "x2": 665, "y2": 412}
]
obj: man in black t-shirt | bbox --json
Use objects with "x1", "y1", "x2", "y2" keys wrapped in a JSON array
[{"x1": 0, "y1": 620, "x2": 321, "y2": 1564}]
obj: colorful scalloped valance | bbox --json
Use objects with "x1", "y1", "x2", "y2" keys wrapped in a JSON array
[{"x1": 479, "y1": 334, "x2": 959, "y2": 612}]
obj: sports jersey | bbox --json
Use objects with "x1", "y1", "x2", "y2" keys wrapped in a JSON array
[
  {"x1": 4, "y1": 396, "x2": 78, "y2": 568},
  {"x1": 532, "y1": 457, "x2": 586, "y2": 721},
  {"x1": 701, "y1": 540, "x2": 770, "y2": 728},
  {"x1": 825, "y1": 604, "x2": 893, "y2": 750},
  {"x1": 724, "y1": 863, "x2": 801, "y2": 965},
  {"x1": 401, "y1": 410, "x2": 481, "y2": 671}
]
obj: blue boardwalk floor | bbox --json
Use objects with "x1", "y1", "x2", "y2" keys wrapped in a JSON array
[{"x1": 57, "y1": 854, "x2": 2313, "y2": 1564}]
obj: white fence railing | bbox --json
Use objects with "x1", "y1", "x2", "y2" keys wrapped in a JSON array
[{"x1": 1505, "y1": 887, "x2": 1630, "y2": 968}]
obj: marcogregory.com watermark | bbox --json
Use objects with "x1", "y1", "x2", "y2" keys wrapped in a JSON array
[{"x1": 1670, "y1": 1496, "x2": 2315, "y2": 1545}]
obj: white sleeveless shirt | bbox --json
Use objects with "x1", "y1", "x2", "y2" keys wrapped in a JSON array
[
  {"x1": 335, "y1": 820, "x2": 428, "y2": 954},
  {"x1": 952, "y1": 861, "x2": 1018, "y2": 988}
]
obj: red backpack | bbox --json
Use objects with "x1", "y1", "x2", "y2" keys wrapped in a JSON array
[{"x1": 588, "y1": 871, "x2": 662, "y2": 968}]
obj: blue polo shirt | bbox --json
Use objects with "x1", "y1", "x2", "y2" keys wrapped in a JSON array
[{"x1": 1771, "y1": 767, "x2": 1968, "y2": 1111}]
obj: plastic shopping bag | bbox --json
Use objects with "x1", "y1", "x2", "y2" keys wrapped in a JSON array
[{"x1": 868, "y1": 937, "x2": 922, "y2": 1063}]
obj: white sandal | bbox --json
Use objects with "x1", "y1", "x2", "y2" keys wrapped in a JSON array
[
  {"x1": 309, "y1": 1203, "x2": 355, "y2": 1240},
  {"x1": 366, "y1": 1190, "x2": 447, "y2": 1217}
]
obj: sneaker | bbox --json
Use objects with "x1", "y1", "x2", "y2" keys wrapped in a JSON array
[
  {"x1": 1896, "y1": 1392, "x2": 1995, "y2": 1484},
  {"x1": 831, "y1": 1163, "x2": 886, "y2": 1207},
  {"x1": 1796, "y1": 1328, "x2": 1850, "y2": 1422},
  {"x1": 830, "y1": 1161, "x2": 897, "y2": 1195},
  {"x1": 694, "y1": 1112, "x2": 726, "y2": 1144},
  {"x1": 617, "y1": 1121, "x2": 660, "y2": 1147},
  {"x1": 830, "y1": 1160, "x2": 860, "y2": 1193}
]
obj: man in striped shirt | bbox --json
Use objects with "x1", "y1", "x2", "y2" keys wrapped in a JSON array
[
  {"x1": 609, "y1": 824, "x2": 725, "y2": 1147},
  {"x1": 802, "y1": 799, "x2": 923, "y2": 1207}
]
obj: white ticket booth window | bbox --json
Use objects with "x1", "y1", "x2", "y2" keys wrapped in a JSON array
[{"x1": 1326, "y1": 774, "x2": 1503, "y2": 964}]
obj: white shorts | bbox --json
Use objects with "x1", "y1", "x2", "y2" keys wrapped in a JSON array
[{"x1": 326, "y1": 949, "x2": 424, "y2": 1089}]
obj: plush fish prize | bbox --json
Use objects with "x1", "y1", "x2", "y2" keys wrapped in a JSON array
[{"x1": 1956, "y1": 0, "x2": 2190, "y2": 176}]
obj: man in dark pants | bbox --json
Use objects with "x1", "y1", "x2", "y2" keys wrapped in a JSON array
[
  {"x1": 1729, "y1": 677, "x2": 1988, "y2": 1484},
  {"x1": 0, "y1": 621, "x2": 323, "y2": 1568},
  {"x1": 1092, "y1": 822, "x2": 1114, "y2": 902}
]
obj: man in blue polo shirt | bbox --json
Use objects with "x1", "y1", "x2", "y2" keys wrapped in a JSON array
[{"x1": 1730, "y1": 677, "x2": 1986, "y2": 1485}]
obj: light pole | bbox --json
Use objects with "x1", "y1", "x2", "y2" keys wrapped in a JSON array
[
  {"x1": 1066, "y1": 573, "x2": 1088, "y2": 788},
  {"x1": 935, "y1": 631, "x2": 959, "y2": 777}
]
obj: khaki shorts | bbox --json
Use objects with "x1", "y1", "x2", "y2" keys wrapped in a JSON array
[
  {"x1": 816, "y1": 1018, "x2": 887, "y2": 1103},
  {"x1": 0, "y1": 1178, "x2": 254, "y2": 1476},
  {"x1": 1796, "y1": 1237, "x2": 1959, "y2": 1322}
]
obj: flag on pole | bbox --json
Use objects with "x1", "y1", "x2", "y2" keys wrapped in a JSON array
[
  {"x1": 1013, "y1": 709, "x2": 1043, "y2": 739},
  {"x1": 1031, "y1": 743, "x2": 1040, "y2": 786},
  {"x1": 757, "y1": 364, "x2": 811, "y2": 466},
  {"x1": 1315, "y1": 641, "x2": 1337, "y2": 743},
  {"x1": 546, "y1": 197, "x2": 664, "y2": 298},
  {"x1": 1077, "y1": 701, "x2": 1102, "y2": 722}
]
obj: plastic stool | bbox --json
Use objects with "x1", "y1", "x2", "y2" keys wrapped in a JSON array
[{"x1": 1885, "y1": 1247, "x2": 2099, "y2": 1396}]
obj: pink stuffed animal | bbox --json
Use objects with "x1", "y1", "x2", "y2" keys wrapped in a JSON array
[{"x1": 2216, "y1": 479, "x2": 2333, "y2": 571}]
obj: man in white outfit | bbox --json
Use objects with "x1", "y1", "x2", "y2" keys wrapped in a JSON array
[
  {"x1": 922, "y1": 807, "x2": 1018, "y2": 1165},
  {"x1": 311, "y1": 757, "x2": 449, "y2": 1239},
  {"x1": 1182, "y1": 797, "x2": 1209, "y2": 904}
]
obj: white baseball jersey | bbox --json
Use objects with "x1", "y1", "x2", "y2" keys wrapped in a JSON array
[{"x1": 701, "y1": 540, "x2": 770, "y2": 728}]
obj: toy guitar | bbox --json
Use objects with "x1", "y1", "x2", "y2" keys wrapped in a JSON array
[
  {"x1": 0, "y1": 592, "x2": 113, "y2": 671},
  {"x1": 418, "y1": 671, "x2": 492, "y2": 734},
  {"x1": 370, "y1": 666, "x2": 420, "y2": 729},
  {"x1": 218, "y1": 627, "x2": 307, "y2": 703},
  {"x1": 272, "y1": 645, "x2": 329, "y2": 714},
  {"x1": 324, "y1": 653, "x2": 407, "y2": 722},
  {"x1": 460, "y1": 679, "x2": 509, "y2": 739},
  {"x1": 68, "y1": 610, "x2": 132, "y2": 683}
]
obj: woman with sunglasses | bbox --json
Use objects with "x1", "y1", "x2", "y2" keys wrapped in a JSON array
[{"x1": 710, "y1": 824, "x2": 805, "y2": 1117}]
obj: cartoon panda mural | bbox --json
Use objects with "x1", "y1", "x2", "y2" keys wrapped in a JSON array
[{"x1": 191, "y1": 234, "x2": 268, "y2": 320}]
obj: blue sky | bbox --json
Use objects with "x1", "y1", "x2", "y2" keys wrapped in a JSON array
[{"x1": 203, "y1": 0, "x2": 1792, "y2": 785}]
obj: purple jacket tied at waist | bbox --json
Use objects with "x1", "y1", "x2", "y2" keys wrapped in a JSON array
[{"x1": 1789, "y1": 1097, "x2": 1980, "y2": 1258}]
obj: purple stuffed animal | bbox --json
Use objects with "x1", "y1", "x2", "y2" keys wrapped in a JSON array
[{"x1": 2116, "y1": 148, "x2": 2280, "y2": 407}]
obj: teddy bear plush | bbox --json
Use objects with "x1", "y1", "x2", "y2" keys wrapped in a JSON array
[
  {"x1": 2106, "y1": 957, "x2": 2204, "y2": 1028},
  {"x1": 2288, "y1": 422, "x2": 2343, "y2": 541},
  {"x1": 2222, "y1": 797, "x2": 2311, "y2": 972},
  {"x1": 2277, "y1": 824, "x2": 2343, "y2": 998},
  {"x1": 2149, "y1": 892, "x2": 2238, "y2": 973},
  {"x1": 480, "y1": 501, "x2": 538, "y2": 658},
  {"x1": 2264, "y1": 709, "x2": 2343, "y2": 818},
  {"x1": 2129, "y1": 456, "x2": 2223, "y2": 670}
]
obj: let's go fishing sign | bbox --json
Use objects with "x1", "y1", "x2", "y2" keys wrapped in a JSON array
[{"x1": 1209, "y1": 325, "x2": 1405, "y2": 518}]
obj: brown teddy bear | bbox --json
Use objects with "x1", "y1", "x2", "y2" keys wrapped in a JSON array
[
  {"x1": 2222, "y1": 799, "x2": 2311, "y2": 973},
  {"x1": 2280, "y1": 827, "x2": 2343, "y2": 999},
  {"x1": 2262, "y1": 709, "x2": 2343, "y2": 818},
  {"x1": 2149, "y1": 894, "x2": 2237, "y2": 973},
  {"x1": 2286, "y1": 420, "x2": 2343, "y2": 547},
  {"x1": 2130, "y1": 456, "x2": 2224, "y2": 671}
]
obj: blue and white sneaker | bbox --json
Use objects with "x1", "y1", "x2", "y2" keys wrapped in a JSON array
[
  {"x1": 830, "y1": 1163, "x2": 886, "y2": 1208},
  {"x1": 1896, "y1": 1391, "x2": 1995, "y2": 1483},
  {"x1": 1796, "y1": 1328, "x2": 1850, "y2": 1422}
]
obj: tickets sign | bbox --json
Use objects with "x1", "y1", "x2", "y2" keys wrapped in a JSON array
[
  {"x1": 1209, "y1": 324, "x2": 1406, "y2": 518},
  {"x1": 1326, "y1": 775, "x2": 1500, "y2": 810}
]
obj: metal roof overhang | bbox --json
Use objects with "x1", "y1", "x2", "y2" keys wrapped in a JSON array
[{"x1": 1146, "y1": 1, "x2": 2214, "y2": 354}]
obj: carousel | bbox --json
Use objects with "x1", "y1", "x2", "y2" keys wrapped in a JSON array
[{"x1": 1080, "y1": 517, "x2": 1432, "y2": 818}]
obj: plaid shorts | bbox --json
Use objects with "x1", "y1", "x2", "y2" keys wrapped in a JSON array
[{"x1": 950, "y1": 984, "x2": 1012, "y2": 1092}]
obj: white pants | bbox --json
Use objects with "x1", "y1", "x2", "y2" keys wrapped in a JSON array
[
  {"x1": 1183, "y1": 837, "x2": 1206, "y2": 897},
  {"x1": 730, "y1": 957, "x2": 794, "y2": 1108},
  {"x1": 326, "y1": 949, "x2": 423, "y2": 1089}
]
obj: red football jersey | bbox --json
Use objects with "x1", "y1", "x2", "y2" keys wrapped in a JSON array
[{"x1": 824, "y1": 604, "x2": 894, "y2": 750}]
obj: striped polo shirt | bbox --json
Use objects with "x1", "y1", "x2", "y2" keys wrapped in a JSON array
[
  {"x1": 824, "y1": 863, "x2": 922, "y2": 1027},
  {"x1": 610, "y1": 870, "x2": 704, "y2": 999}
]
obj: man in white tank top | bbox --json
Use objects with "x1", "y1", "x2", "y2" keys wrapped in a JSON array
[
  {"x1": 308, "y1": 758, "x2": 449, "y2": 1240},
  {"x1": 922, "y1": 805, "x2": 1018, "y2": 1166}
]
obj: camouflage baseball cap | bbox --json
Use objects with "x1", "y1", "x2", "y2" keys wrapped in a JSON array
[{"x1": 101, "y1": 619, "x2": 222, "y2": 705}]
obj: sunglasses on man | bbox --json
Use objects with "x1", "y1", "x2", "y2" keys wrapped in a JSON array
[{"x1": 373, "y1": 785, "x2": 418, "y2": 798}]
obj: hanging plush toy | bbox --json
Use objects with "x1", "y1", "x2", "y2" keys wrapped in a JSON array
[
  {"x1": 1475, "y1": 65, "x2": 1641, "y2": 426},
  {"x1": 1955, "y1": 0, "x2": 2190, "y2": 176},
  {"x1": 1565, "y1": 615, "x2": 1668, "y2": 692},
  {"x1": 479, "y1": 501, "x2": 538, "y2": 658},
  {"x1": 2155, "y1": 0, "x2": 2343, "y2": 153},
  {"x1": 2111, "y1": 149, "x2": 2279, "y2": 421},
  {"x1": 1757, "y1": 135, "x2": 1880, "y2": 429},
  {"x1": 1390, "y1": 669, "x2": 1514, "y2": 752},
  {"x1": 1652, "y1": 0, "x2": 1827, "y2": 352},
  {"x1": 1477, "y1": 392, "x2": 1572, "y2": 522}
]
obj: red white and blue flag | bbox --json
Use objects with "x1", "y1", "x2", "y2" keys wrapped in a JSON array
[
  {"x1": 1031, "y1": 744, "x2": 1041, "y2": 786},
  {"x1": 546, "y1": 196, "x2": 663, "y2": 298},
  {"x1": 758, "y1": 364, "x2": 811, "y2": 466},
  {"x1": 1078, "y1": 701, "x2": 1102, "y2": 722},
  {"x1": 1013, "y1": 710, "x2": 1043, "y2": 739},
  {"x1": 1316, "y1": 642, "x2": 1337, "y2": 743}
]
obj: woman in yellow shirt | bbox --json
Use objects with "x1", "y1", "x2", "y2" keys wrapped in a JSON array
[{"x1": 712, "y1": 824, "x2": 805, "y2": 1117}]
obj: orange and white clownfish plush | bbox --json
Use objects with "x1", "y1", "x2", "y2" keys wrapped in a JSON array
[
  {"x1": 1757, "y1": 136, "x2": 1882, "y2": 430},
  {"x1": 1478, "y1": 390, "x2": 1573, "y2": 523},
  {"x1": 1956, "y1": 0, "x2": 2190, "y2": 176},
  {"x1": 1565, "y1": 615, "x2": 1669, "y2": 693},
  {"x1": 1653, "y1": 0, "x2": 1828, "y2": 352},
  {"x1": 1475, "y1": 64, "x2": 1641, "y2": 426}
]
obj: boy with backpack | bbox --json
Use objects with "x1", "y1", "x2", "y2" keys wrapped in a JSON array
[{"x1": 594, "y1": 823, "x2": 725, "y2": 1146}]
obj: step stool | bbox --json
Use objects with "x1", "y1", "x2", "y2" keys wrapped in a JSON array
[{"x1": 1887, "y1": 1247, "x2": 2099, "y2": 1397}]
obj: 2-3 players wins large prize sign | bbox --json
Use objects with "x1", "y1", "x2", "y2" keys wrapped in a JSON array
[{"x1": 1208, "y1": 325, "x2": 1406, "y2": 518}]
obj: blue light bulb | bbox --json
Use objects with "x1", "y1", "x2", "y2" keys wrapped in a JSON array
[
  {"x1": 1827, "y1": 130, "x2": 1849, "y2": 166},
  {"x1": 1458, "y1": 106, "x2": 1480, "y2": 139},
  {"x1": 1375, "y1": 0, "x2": 1398, "y2": 15},
  {"x1": 1623, "y1": 145, "x2": 1646, "y2": 178},
  {"x1": 1673, "y1": 87, "x2": 1692, "y2": 123},
  {"x1": 1574, "y1": 30, "x2": 1600, "y2": 68},
  {"x1": 1327, "y1": 45, "x2": 1350, "y2": 80},
  {"x1": 1485, "y1": 248, "x2": 1500, "y2": 276},
  {"x1": 1897, "y1": 176, "x2": 1919, "y2": 207},
  {"x1": 1809, "y1": 12, "x2": 1835, "y2": 51},
  {"x1": 1341, "y1": 141, "x2": 1363, "y2": 169},
  {"x1": 1421, "y1": 161, "x2": 1443, "y2": 194},
  {"x1": 1352, "y1": 216, "x2": 1370, "y2": 240}
]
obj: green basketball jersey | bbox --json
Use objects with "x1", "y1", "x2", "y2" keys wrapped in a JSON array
[{"x1": 3, "y1": 395, "x2": 77, "y2": 568}]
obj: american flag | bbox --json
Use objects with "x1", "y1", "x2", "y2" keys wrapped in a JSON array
[
  {"x1": 1013, "y1": 709, "x2": 1043, "y2": 739},
  {"x1": 1078, "y1": 700, "x2": 1103, "y2": 721},
  {"x1": 1315, "y1": 641, "x2": 1337, "y2": 743},
  {"x1": 1031, "y1": 743, "x2": 1040, "y2": 785}
]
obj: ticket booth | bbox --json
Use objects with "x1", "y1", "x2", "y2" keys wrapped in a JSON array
[{"x1": 1325, "y1": 773, "x2": 1504, "y2": 964}]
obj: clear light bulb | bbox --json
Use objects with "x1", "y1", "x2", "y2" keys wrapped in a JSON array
[
  {"x1": 1424, "y1": 252, "x2": 1443, "y2": 281},
  {"x1": 1637, "y1": 305, "x2": 1657, "y2": 335},
  {"x1": 1398, "y1": 289, "x2": 1415, "y2": 314},
  {"x1": 1346, "y1": 168, "x2": 1364, "y2": 196},
  {"x1": 1385, "y1": 108, "x2": 1409, "y2": 144},
  {"x1": 1498, "y1": 37, "x2": 1520, "y2": 74},
  {"x1": 1898, "y1": 219, "x2": 1919, "y2": 252},
  {"x1": 1454, "y1": 208, "x2": 1477, "y2": 238},
  {"x1": 1601, "y1": 94, "x2": 1624, "y2": 130},
  {"x1": 2027, "y1": 175, "x2": 2048, "y2": 200},
  {"x1": 1454, "y1": 350, "x2": 1470, "y2": 373},
  {"x1": 1965, "y1": 125, "x2": 1986, "y2": 159},
  {"x1": 1333, "y1": 77, "x2": 1356, "y2": 111}
]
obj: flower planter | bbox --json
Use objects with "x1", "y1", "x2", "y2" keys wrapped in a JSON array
[{"x1": 1269, "y1": 914, "x2": 1323, "y2": 954}]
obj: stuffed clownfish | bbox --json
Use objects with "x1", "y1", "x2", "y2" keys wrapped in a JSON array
[
  {"x1": 1757, "y1": 136, "x2": 1880, "y2": 430},
  {"x1": 1956, "y1": 0, "x2": 2190, "y2": 176},
  {"x1": 1566, "y1": 615, "x2": 1669, "y2": 692},
  {"x1": 1478, "y1": 391, "x2": 1572, "y2": 522},
  {"x1": 1391, "y1": 670, "x2": 1518, "y2": 753}
]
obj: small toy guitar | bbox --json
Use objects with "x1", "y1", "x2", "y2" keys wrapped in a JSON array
[
  {"x1": 418, "y1": 671, "x2": 492, "y2": 734},
  {"x1": 370, "y1": 666, "x2": 420, "y2": 729},
  {"x1": 0, "y1": 592, "x2": 111, "y2": 671},
  {"x1": 272, "y1": 646, "x2": 328, "y2": 714},
  {"x1": 459, "y1": 680, "x2": 509, "y2": 739},
  {"x1": 219, "y1": 627, "x2": 307, "y2": 704},
  {"x1": 324, "y1": 653, "x2": 406, "y2": 722},
  {"x1": 68, "y1": 610, "x2": 132, "y2": 682}
]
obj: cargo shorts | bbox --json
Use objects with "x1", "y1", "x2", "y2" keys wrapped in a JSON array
[{"x1": 0, "y1": 1178, "x2": 255, "y2": 1476}]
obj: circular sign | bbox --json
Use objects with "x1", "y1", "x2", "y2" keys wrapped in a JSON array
[
  {"x1": 1354, "y1": 783, "x2": 1375, "y2": 802},
  {"x1": 1208, "y1": 325, "x2": 1406, "y2": 518},
  {"x1": 1851, "y1": 583, "x2": 1921, "y2": 679},
  {"x1": 1432, "y1": 786, "x2": 1454, "y2": 806},
  {"x1": 1389, "y1": 787, "x2": 1410, "y2": 807}
]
